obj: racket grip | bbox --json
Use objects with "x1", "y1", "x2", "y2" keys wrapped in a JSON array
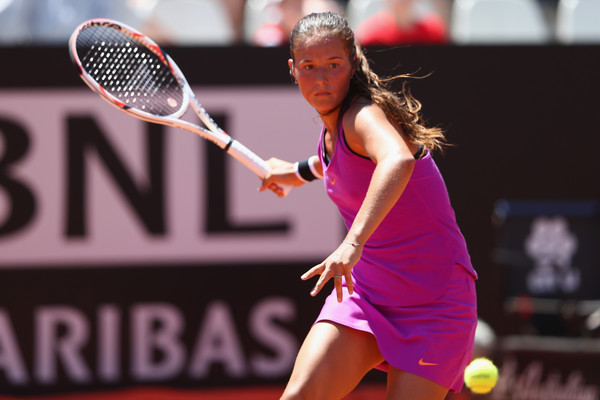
[{"x1": 227, "y1": 139, "x2": 292, "y2": 197}]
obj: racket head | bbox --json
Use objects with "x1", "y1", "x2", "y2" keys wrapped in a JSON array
[{"x1": 69, "y1": 18, "x2": 190, "y2": 121}]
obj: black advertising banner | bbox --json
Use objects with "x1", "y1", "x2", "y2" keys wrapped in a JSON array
[{"x1": 0, "y1": 262, "x2": 327, "y2": 395}]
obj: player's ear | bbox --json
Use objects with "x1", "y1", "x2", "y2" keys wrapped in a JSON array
[{"x1": 288, "y1": 59, "x2": 297, "y2": 84}]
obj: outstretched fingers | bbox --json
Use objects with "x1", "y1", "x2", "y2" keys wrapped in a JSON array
[
  {"x1": 301, "y1": 264, "x2": 325, "y2": 296},
  {"x1": 301, "y1": 263, "x2": 351, "y2": 303}
]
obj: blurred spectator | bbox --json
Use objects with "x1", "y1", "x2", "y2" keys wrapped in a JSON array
[
  {"x1": 252, "y1": 0, "x2": 342, "y2": 46},
  {"x1": 355, "y1": 0, "x2": 448, "y2": 46},
  {"x1": 0, "y1": 0, "x2": 247, "y2": 47},
  {"x1": 538, "y1": 0, "x2": 558, "y2": 29},
  {"x1": 223, "y1": 0, "x2": 247, "y2": 43},
  {"x1": 431, "y1": 0, "x2": 451, "y2": 25},
  {"x1": 139, "y1": 0, "x2": 238, "y2": 45}
]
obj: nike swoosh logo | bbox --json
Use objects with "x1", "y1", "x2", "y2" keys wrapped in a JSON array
[{"x1": 419, "y1": 358, "x2": 439, "y2": 366}]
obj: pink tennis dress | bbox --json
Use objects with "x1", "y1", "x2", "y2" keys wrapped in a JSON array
[{"x1": 315, "y1": 123, "x2": 478, "y2": 392}]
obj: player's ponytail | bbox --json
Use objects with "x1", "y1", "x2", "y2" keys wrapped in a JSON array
[{"x1": 349, "y1": 42, "x2": 446, "y2": 152}]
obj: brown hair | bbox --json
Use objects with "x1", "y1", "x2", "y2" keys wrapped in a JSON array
[{"x1": 289, "y1": 12, "x2": 446, "y2": 152}]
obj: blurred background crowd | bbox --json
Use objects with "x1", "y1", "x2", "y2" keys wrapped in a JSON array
[{"x1": 0, "y1": 0, "x2": 599, "y2": 47}]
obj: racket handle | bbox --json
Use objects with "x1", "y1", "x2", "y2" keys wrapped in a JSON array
[{"x1": 227, "y1": 139, "x2": 292, "y2": 197}]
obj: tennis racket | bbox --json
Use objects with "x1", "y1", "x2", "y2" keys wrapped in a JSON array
[{"x1": 68, "y1": 18, "x2": 291, "y2": 197}]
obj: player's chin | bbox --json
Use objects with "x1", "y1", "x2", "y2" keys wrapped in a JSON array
[
  {"x1": 312, "y1": 98, "x2": 344, "y2": 116},
  {"x1": 317, "y1": 106, "x2": 343, "y2": 117},
  {"x1": 310, "y1": 95, "x2": 333, "y2": 108}
]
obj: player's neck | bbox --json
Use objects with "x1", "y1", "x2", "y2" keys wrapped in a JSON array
[{"x1": 320, "y1": 110, "x2": 341, "y2": 134}]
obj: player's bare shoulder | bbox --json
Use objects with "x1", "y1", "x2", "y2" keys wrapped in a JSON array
[
  {"x1": 343, "y1": 98, "x2": 391, "y2": 136},
  {"x1": 340, "y1": 98, "x2": 382, "y2": 157},
  {"x1": 342, "y1": 97, "x2": 375, "y2": 134}
]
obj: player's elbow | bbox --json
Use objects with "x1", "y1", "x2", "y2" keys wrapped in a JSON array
[{"x1": 385, "y1": 152, "x2": 415, "y2": 175}]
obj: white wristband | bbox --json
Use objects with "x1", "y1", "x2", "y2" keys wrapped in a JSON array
[{"x1": 294, "y1": 161, "x2": 308, "y2": 182}]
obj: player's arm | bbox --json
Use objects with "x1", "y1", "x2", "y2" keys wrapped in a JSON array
[
  {"x1": 259, "y1": 155, "x2": 323, "y2": 196},
  {"x1": 342, "y1": 102, "x2": 416, "y2": 245},
  {"x1": 302, "y1": 102, "x2": 416, "y2": 301}
]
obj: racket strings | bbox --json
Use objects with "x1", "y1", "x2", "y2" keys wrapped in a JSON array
[{"x1": 76, "y1": 26, "x2": 184, "y2": 116}]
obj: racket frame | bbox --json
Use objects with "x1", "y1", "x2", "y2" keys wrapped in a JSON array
[{"x1": 69, "y1": 18, "x2": 281, "y2": 183}]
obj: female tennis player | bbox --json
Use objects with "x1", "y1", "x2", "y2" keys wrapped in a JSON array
[{"x1": 260, "y1": 12, "x2": 478, "y2": 399}]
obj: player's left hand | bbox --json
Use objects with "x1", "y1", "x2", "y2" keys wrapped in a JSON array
[{"x1": 301, "y1": 241, "x2": 362, "y2": 302}]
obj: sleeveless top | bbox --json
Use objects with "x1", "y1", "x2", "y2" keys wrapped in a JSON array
[{"x1": 318, "y1": 123, "x2": 477, "y2": 306}]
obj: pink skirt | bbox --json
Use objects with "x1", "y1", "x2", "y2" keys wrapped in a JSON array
[{"x1": 315, "y1": 264, "x2": 477, "y2": 393}]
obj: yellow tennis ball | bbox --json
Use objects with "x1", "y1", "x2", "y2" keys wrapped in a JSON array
[{"x1": 464, "y1": 357, "x2": 499, "y2": 394}]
